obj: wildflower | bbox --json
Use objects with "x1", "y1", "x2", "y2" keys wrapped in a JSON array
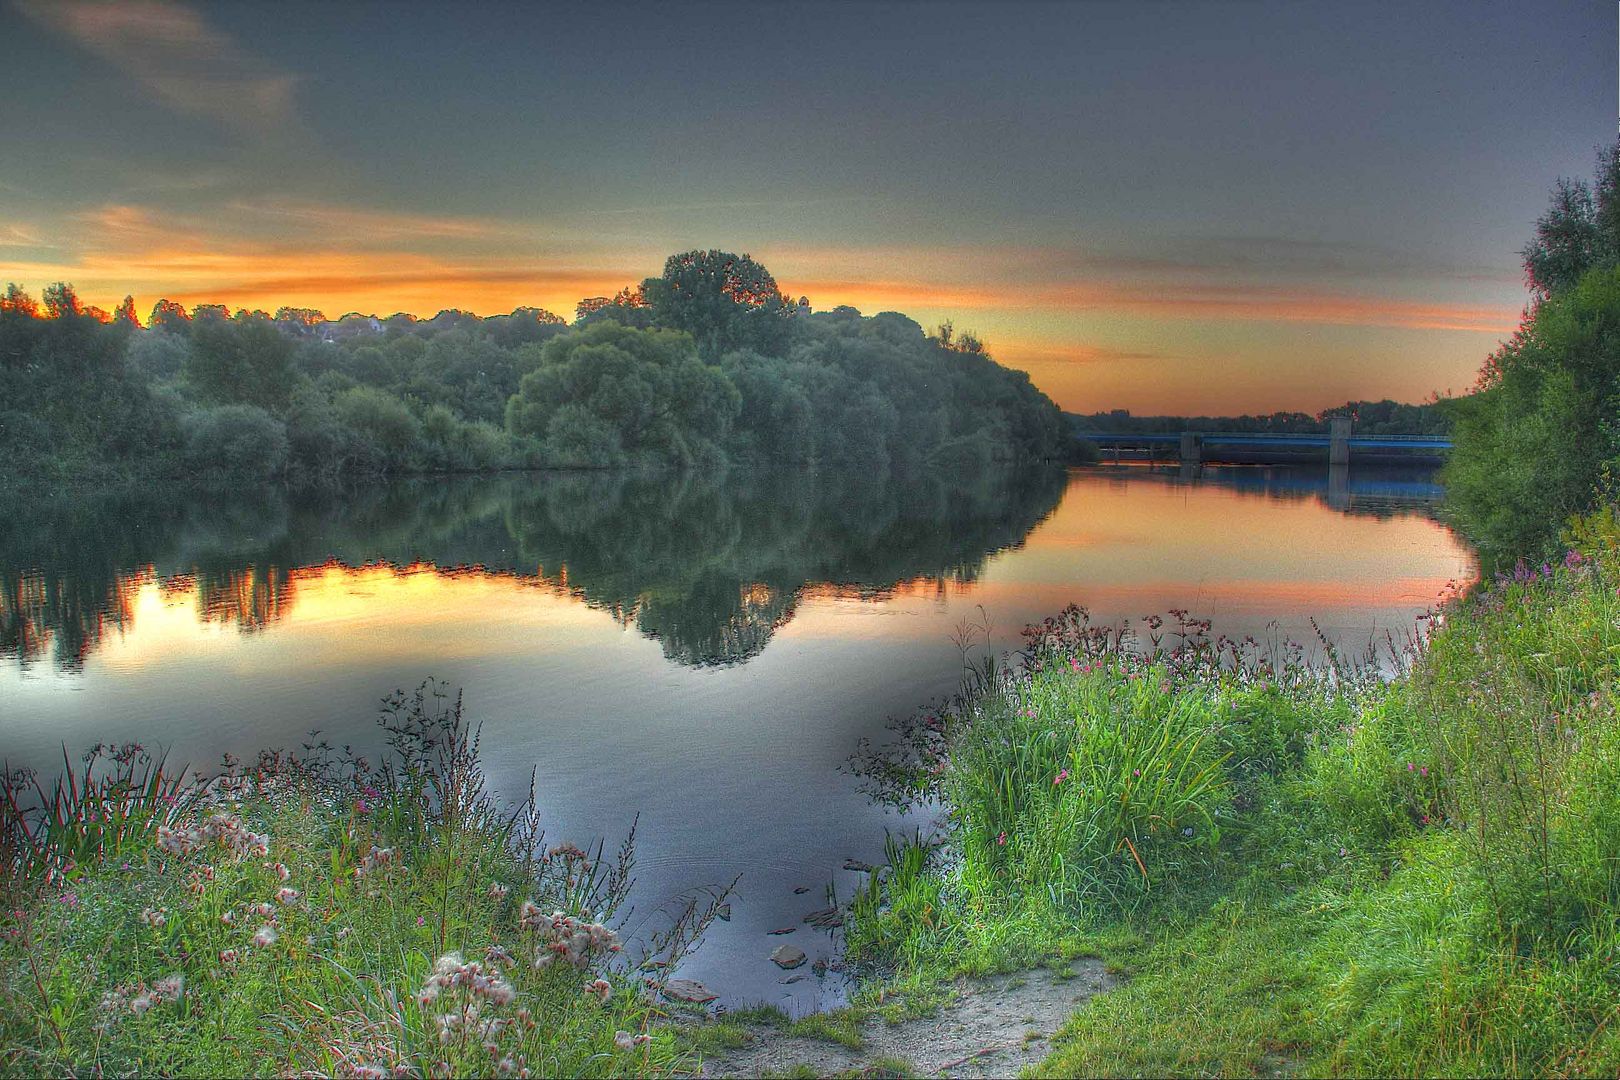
[
  {"x1": 151, "y1": 974, "x2": 184, "y2": 1002},
  {"x1": 337, "y1": 925, "x2": 354, "y2": 939},
  {"x1": 140, "y1": 907, "x2": 166, "y2": 928},
  {"x1": 417, "y1": 915, "x2": 426, "y2": 926},
  {"x1": 129, "y1": 993, "x2": 154, "y2": 1016},
  {"x1": 996, "y1": 832, "x2": 1007, "y2": 846},
  {"x1": 1132, "y1": 768, "x2": 1141, "y2": 777},
  {"x1": 615, "y1": 1030, "x2": 652, "y2": 1050},
  {"x1": 583, "y1": 978, "x2": 612, "y2": 1003},
  {"x1": 219, "y1": 949, "x2": 239, "y2": 964},
  {"x1": 1054, "y1": 769, "x2": 1069, "y2": 786},
  {"x1": 252, "y1": 925, "x2": 278, "y2": 948},
  {"x1": 355, "y1": 798, "x2": 370, "y2": 815},
  {"x1": 488, "y1": 883, "x2": 510, "y2": 901},
  {"x1": 57, "y1": 892, "x2": 79, "y2": 908},
  {"x1": 1407, "y1": 762, "x2": 1414, "y2": 772},
  {"x1": 250, "y1": 901, "x2": 275, "y2": 917},
  {"x1": 1182, "y1": 826, "x2": 1194, "y2": 837},
  {"x1": 355, "y1": 845, "x2": 398, "y2": 879},
  {"x1": 362, "y1": 784, "x2": 382, "y2": 799},
  {"x1": 276, "y1": 887, "x2": 300, "y2": 905}
]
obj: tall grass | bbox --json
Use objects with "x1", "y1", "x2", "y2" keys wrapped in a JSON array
[{"x1": 850, "y1": 545, "x2": 1620, "y2": 1075}]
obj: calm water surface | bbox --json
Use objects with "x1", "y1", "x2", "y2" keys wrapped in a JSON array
[{"x1": 1, "y1": 464, "x2": 1473, "y2": 1010}]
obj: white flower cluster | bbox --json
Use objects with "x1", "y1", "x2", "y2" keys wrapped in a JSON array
[
  {"x1": 99, "y1": 973, "x2": 184, "y2": 1023},
  {"x1": 354, "y1": 845, "x2": 399, "y2": 880},
  {"x1": 416, "y1": 952, "x2": 517, "y2": 1011},
  {"x1": 518, "y1": 901, "x2": 621, "y2": 971},
  {"x1": 155, "y1": 811, "x2": 269, "y2": 859}
]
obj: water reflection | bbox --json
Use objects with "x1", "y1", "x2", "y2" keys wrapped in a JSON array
[{"x1": 2, "y1": 464, "x2": 1068, "y2": 670}]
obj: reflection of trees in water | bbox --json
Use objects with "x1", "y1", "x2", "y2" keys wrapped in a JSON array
[
  {"x1": 1128, "y1": 465, "x2": 1448, "y2": 523},
  {"x1": 0, "y1": 463, "x2": 1067, "y2": 670},
  {"x1": 506, "y1": 466, "x2": 1069, "y2": 665}
]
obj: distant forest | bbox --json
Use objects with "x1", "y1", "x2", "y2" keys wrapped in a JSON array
[
  {"x1": 1069, "y1": 398, "x2": 1451, "y2": 438},
  {"x1": 0, "y1": 250, "x2": 1065, "y2": 488}
]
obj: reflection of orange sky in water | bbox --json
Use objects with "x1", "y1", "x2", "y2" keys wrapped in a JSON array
[
  {"x1": 7, "y1": 472, "x2": 1473, "y2": 671},
  {"x1": 787, "y1": 473, "x2": 1472, "y2": 646}
]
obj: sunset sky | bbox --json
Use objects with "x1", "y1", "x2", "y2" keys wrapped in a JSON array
[{"x1": 1, "y1": 0, "x2": 1611, "y2": 413}]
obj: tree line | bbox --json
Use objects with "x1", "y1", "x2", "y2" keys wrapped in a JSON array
[
  {"x1": 1070, "y1": 398, "x2": 1451, "y2": 438},
  {"x1": 1441, "y1": 143, "x2": 1620, "y2": 566},
  {"x1": 0, "y1": 250, "x2": 1065, "y2": 488}
]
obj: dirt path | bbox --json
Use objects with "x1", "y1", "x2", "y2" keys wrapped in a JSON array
[{"x1": 698, "y1": 959, "x2": 1115, "y2": 1078}]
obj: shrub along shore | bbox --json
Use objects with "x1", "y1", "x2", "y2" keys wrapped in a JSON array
[{"x1": 840, "y1": 520, "x2": 1620, "y2": 1076}]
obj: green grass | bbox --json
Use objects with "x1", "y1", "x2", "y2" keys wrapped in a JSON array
[
  {"x1": 847, "y1": 552, "x2": 1620, "y2": 1076},
  {"x1": 0, "y1": 682, "x2": 716, "y2": 1077}
]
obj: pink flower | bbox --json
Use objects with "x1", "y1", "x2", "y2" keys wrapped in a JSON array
[
  {"x1": 354, "y1": 798, "x2": 370, "y2": 815},
  {"x1": 1054, "y1": 769, "x2": 1069, "y2": 786},
  {"x1": 996, "y1": 832, "x2": 1007, "y2": 846}
]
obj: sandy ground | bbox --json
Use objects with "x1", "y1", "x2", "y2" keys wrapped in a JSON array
[{"x1": 698, "y1": 958, "x2": 1116, "y2": 1078}]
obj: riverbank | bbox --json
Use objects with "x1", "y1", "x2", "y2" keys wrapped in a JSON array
[
  {"x1": 0, "y1": 684, "x2": 716, "y2": 1077},
  {"x1": 828, "y1": 537, "x2": 1620, "y2": 1076}
]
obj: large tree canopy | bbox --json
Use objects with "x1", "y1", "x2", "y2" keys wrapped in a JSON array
[
  {"x1": 642, "y1": 249, "x2": 793, "y2": 358},
  {"x1": 506, "y1": 321, "x2": 740, "y2": 467}
]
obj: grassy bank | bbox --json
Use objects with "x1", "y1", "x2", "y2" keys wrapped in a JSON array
[
  {"x1": 846, "y1": 541, "x2": 1620, "y2": 1076},
  {"x1": 0, "y1": 684, "x2": 723, "y2": 1077}
]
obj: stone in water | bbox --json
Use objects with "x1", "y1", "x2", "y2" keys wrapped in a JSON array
[
  {"x1": 770, "y1": 945, "x2": 808, "y2": 970},
  {"x1": 663, "y1": 978, "x2": 718, "y2": 1004}
]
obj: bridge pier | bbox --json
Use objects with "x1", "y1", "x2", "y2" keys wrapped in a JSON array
[
  {"x1": 1179, "y1": 431, "x2": 1202, "y2": 464},
  {"x1": 1329, "y1": 417, "x2": 1353, "y2": 467}
]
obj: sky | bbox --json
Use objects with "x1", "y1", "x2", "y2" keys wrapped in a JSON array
[{"x1": 0, "y1": 0, "x2": 1612, "y2": 414}]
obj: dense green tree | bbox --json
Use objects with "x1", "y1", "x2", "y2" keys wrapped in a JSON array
[
  {"x1": 125, "y1": 330, "x2": 191, "y2": 382},
  {"x1": 186, "y1": 319, "x2": 295, "y2": 411},
  {"x1": 507, "y1": 321, "x2": 739, "y2": 466},
  {"x1": 1441, "y1": 142, "x2": 1620, "y2": 564},
  {"x1": 180, "y1": 404, "x2": 288, "y2": 483},
  {"x1": 1444, "y1": 268, "x2": 1620, "y2": 565},
  {"x1": 642, "y1": 249, "x2": 793, "y2": 358}
]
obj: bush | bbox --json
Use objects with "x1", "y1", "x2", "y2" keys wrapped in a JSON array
[{"x1": 180, "y1": 404, "x2": 288, "y2": 483}]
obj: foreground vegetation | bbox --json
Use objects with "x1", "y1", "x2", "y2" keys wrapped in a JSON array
[
  {"x1": 843, "y1": 527, "x2": 1620, "y2": 1076},
  {"x1": 0, "y1": 683, "x2": 726, "y2": 1077},
  {"x1": 0, "y1": 250, "x2": 1063, "y2": 489}
]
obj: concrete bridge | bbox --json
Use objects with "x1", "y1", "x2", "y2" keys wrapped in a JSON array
[{"x1": 1077, "y1": 419, "x2": 1451, "y2": 466}]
